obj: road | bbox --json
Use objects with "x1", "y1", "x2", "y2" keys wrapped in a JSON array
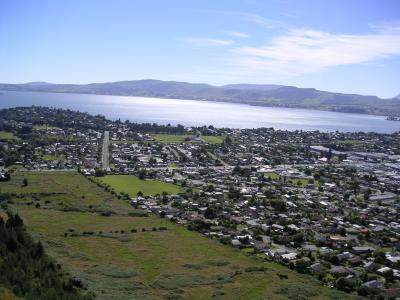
[{"x1": 101, "y1": 131, "x2": 110, "y2": 170}]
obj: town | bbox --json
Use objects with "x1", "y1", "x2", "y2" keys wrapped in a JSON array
[{"x1": 1, "y1": 106, "x2": 399, "y2": 299}]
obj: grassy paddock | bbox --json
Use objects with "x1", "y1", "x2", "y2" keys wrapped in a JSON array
[
  {"x1": 0, "y1": 171, "x2": 361, "y2": 300},
  {"x1": 0, "y1": 171, "x2": 132, "y2": 214},
  {"x1": 152, "y1": 134, "x2": 191, "y2": 143},
  {"x1": 11, "y1": 206, "x2": 359, "y2": 300},
  {"x1": 98, "y1": 175, "x2": 182, "y2": 196},
  {"x1": 202, "y1": 135, "x2": 224, "y2": 144}
]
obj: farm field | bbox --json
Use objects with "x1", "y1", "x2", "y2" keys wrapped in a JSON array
[
  {"x1": 98, "y1": 175, "x2": 182, "y2": 196},
  {"x1": 0, "y1": 171, "x2": 362, "y2": 300}
]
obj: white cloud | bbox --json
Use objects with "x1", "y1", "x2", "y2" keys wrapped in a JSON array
[
  {"x1": 223, "y1": 30, "x2": 249, "y2": 38},
  {"x1": 222, "y1": 12, "x2": 288, "y2": 29},
  {"x1": 184, "y1": 37, "x2": 235, "y2": 47},
  {"x1": 234, "y1": 26, "x2": 400, "y2": 75}
]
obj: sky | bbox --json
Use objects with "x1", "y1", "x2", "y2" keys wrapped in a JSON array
[{"x1": 1, "y1": 0, "x2": 400, "y2": 98}]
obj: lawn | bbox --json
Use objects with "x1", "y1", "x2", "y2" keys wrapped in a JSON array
[
  {"x1": 264, "y1": 172, "x2": 280, "y2": 180},
  {"x1": 98, "y1": 175, "x2": 183, "y2": 196},
  {"x1": 0, "y1": 171, "x2": 361, "y2": 300},
  {"x1": 152, "y1": 134, "x2": 191, "y2": 143},
  {"x1": 0, "y1": 131, "x2": 20, "y2": 142},
  {"x1": 201, "y1": 135, "x2": 224, "y2": 144},
  {"x1": 42, "y1": 153, "x2": 63, "y2": 161}
]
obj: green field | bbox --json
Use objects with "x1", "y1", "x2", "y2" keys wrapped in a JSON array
[
  {"x1": 0, "y1": 171, "x2": 131, "y2": 214},
  {"x1": 42, "y1": 153, "x2": 63, "y2": 161},
  {"x1": 202, "y1": 135, "x2": 224, "y2": 144},
  {"x1": 98, "y1": 175, "x2": 182, "y2": 196},
  {"x1": 264, "y1": 172, "x2": 280, "y2": 180},
  {"x1": 0, "y1": 172, "x2": 362, "y2": 300},
  {"x1": 0, "y1": 131, "x2": 20, "y2": 142},
  {"x1": 153, "y1": 134, "x2": 191, "y2": 143}
]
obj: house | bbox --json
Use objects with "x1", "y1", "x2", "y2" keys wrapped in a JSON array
[
  {"x1": 337, "y1": 251, "x2": 352, "y2": 261},
  {"x1": 362, "y1": 280, "x2": 384, "y2": 289},
  {"x1": 348, "y1": 256, "x2": 362, "y2": 266},
  {"x1": 364, "y1": 261, "x2": 381, "y2": 273},
  {"x1": 330, "y1": 266, "x2": 353, "y2": 277},
  {"x1": 231, "y1": 239, "x2": 243, "y2": 248},
  {"x1": 352, "y1": 246, "x2": 375, "y2": 254},
  {"x1": 309, "y1": 262, "x2": 324, "y2": 274},
  {"x1": 302, "y1": 244, "x2": 318, "y2": 252},
  {"x1": 280, "y1": 253, "x2": 297, "y2": 261}
]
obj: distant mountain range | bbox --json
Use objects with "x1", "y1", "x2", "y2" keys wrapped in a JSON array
[{"x1": 0, "y1": 80, "x2": 399, "y2": 116}]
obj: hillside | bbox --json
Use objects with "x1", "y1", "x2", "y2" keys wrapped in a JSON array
[{"x1": 0, "y1": 80, "x2": 399, "y2": 115}]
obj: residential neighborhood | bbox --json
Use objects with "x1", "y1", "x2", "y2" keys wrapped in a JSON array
[{"x1": 1, "y1": 106, "x2": 399, "y2": 299}]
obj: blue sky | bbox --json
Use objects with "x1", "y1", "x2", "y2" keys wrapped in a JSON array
[{"x1": 1, "y1": 0, "x2": 399, "y2": 98}]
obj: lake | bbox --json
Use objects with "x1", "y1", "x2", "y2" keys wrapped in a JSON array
[{"x1": 0, "y1": 90, "x2": 399, "y2": 133}]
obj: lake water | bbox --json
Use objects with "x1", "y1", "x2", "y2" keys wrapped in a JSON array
[{"x1": 0, "y1": 90, "x2": 399, "y2": 133}]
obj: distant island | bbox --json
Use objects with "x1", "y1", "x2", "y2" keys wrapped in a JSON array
[{"x1": 0, "y1": 79, "x2": 399, "y2": 116}]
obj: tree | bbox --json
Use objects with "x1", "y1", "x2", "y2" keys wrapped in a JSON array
[
  {"x1": 295, "y1": 259, "x2": 310, "y2": 273},
  {"x1": 138, "y1": 169, "x2": 146, "y2": 180},
  {"x1": 204, "y1": 207, "x2": 216, "y2": 219},
  {"x1": 224, "y1": 135, "x2": 232, "y2": 145},
  {"x1": 271, "y1": 199, "x2": 286, "y2": 212},
  {"x1": 292, "y1": 232, "x2": 304, "y2": 246},
  {"x1": 336, "y1": 277, "x2": 356, "y2": 293},
  {"x1": 94, "y1": 168, "x2": 105, "y2": 177}
]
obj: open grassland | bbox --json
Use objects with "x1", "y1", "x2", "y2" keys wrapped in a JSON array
[
  {"x1": 0, "y1": 131, "x2": 20, "y2": 142},
  {"x1": 98, "y1": 175, "x2": 182, "y2": 196},
  {"x1": 10, "y1": 207, "x2": 360, "y2": 300},
  {"x1": 202, "y1": 135, "x2": 224, "y2": 144},
  {"x1": 152, "y1": 134, "x2": 191, "y2": 143},
  {"x1": 0, "y1": 172, "x2": 362, "y2": 300},
  {"x1": 0, "y1": 171, "x2": 131, "y2": 214}
]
